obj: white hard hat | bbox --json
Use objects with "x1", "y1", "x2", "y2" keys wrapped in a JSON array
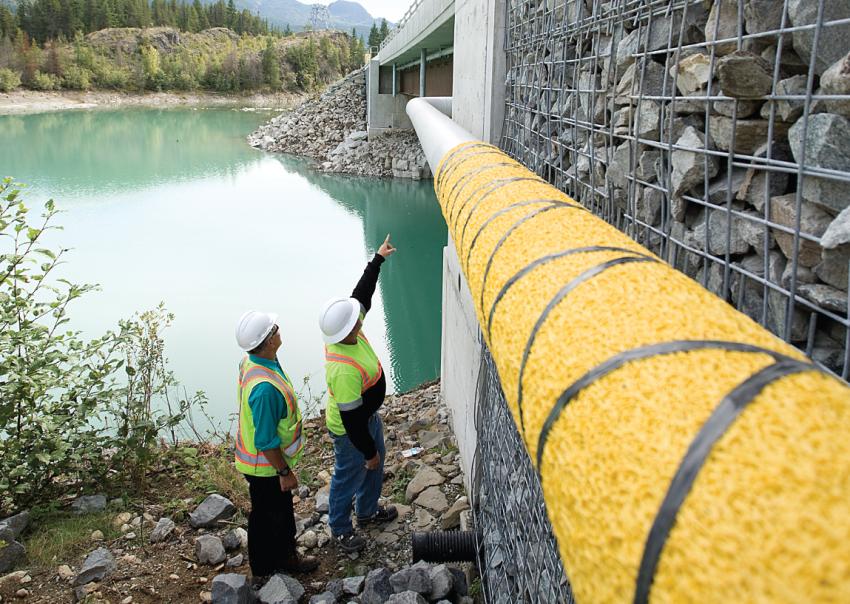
[
  {"x1": 319, "y1": 298, "x2": 360, "y2": 344},
  {"x1": 235, "y1": 310, "x2": 278, "y2": 351}
]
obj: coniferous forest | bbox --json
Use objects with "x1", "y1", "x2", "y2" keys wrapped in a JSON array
[{"x1": 0, "y1": 0, "x2": 368, "y2": 93}]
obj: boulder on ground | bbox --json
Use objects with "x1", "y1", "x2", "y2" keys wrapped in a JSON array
[
  {"x1": 189, "y1": 494, "x2": 237, "y2": 528},
  {"x1": 73, "y1": 547, "x2": 115, "y2": 586},
  {"x1": 211, "y1": 573, "x2": 252, "y2": 604}
]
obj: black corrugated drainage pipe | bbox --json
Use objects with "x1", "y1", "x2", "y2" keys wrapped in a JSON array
[{"x1": 411, "y1": 530, "x2": 480, "y2": 563}]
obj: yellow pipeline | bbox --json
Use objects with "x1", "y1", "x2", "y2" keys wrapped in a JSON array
[{"x1": 435, "y1": 141, "x2": 850, "y2": 603}]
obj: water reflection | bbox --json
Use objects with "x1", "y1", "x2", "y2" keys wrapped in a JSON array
[
  {"x1": 1, "y1": 108, "x2": 274, "y2": 195},
  {"x1": 278, "y1": 156, "x2": 447, "y2": 393}
]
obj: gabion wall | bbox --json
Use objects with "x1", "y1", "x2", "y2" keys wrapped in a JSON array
[
  {"x1": 474, "y1": 344, "x2": 575, "y2": 604},
  {"x1": 501, "y1": 0, "x2": 850, "y2": 379}
]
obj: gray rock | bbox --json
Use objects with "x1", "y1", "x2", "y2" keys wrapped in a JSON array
[
  {"x1": 636, "y1": 149, "x2": 660, "y2": 183},
  {"x1": 0, "y1": 541, "x2": 25, "y2": 574},
  {"x1": 637, "y1": 187, "x2": 663, "y2": 227},
  {"x1": 211, "y1": 573, "x2": 252, "y2": 604},
  {"x1": 189, "y1": 494, "x2": 236, "y2": 528},
  {"x1": 798, "y1": 284, "x2": 848, "y2": 313},
  {"x1": 692, "y1": 210, "x2": 751, "y2": 256},
  {"x1": 819, "y1": 52, "x2": 850, "y2": 117},
  {"x1": 342, "y1": 575, "x2": 365, "y2": 595},
  {"x1": 781, "y1": 262, "x2": 818, "y2": 289},
  {"x1": 257, "y1": 573, "x2": 305, "y2": 604},
  {"x1": 196, "y1": 535, "x2": 227, "y2": 565},
  {"x1": 348, "y1": 131, "x2": 368, "y2": 142},
  {"x1": 788, "y1": 113, "x2": 850, "y2": 213},
  {"x1": 71, "y1": 495, "x2": 107, "y2": 515},
  {"x1": 716, "y1": 51, "x2": 774, "y2": 98},
  {"x1": 709, "y1": 117, "x2": 788, "y2": 154},
  {"x1": 761, "y1": 251, "x2": 810, "y2": 341},
  {"x1": 390, "y1": 563, "x2": 431, "y2": 594},
  {"x1": 769, "y1": 193, "x2": 831, "y2": 267},
  {"x1": 738, "y1": 210, "x2": 776, "y2": 253},
  {"x1": 708, "y1": 169, "x2": 748, "y2": 205},
  {"x1": 706, "y1": 0, "x2": 739, "y2": 56},
  {"x1": 428, "y1": 565, "x2": 454, "y2": 600},
  {"x1": 326, "y1": 579, "x2": 344, "y2": 599},
  {"x1": 789, "y1": 0, "x2": 850, "y2": 75},
  {"x1": 225, "y1": 554, "x2": 244, "y2": 568},
  {"x1": 713, "y1": 98, "x2": 762, "y2": 119},
  {"x1": 0, "y1": 512, "x2": 30, "y2": 542},
  {"x1": 761, "y1": 75, "x2": 808, "y2": 123},
  {"x1": 440, "y1": 497, "x2": 470, "y2": 530},
  {"x1": 737, "y1": 143, "x2": 791, "y2": 211},
  {"x1": 448, "y1": 567, "x2": 468, "y2": 596},
  {"x1": 745, "y1": 0, "x2": 785, "y2": 34},
  {"x1": 74, "y1": 547, "x2": 115, "y2": 586},
  {"x1": 297, "y1": 530, "x2": 318, "y2": 549},
  {"x1": 361, "y1": 568, "x2": 393, "y2": 604},
  {"x1": 222, "y1": 529, "x2": 243, "y2": 551},
  {"x1": 149, "y1": 517, "x2": 175, "y2": 544},
  {"x1": 672, "y1": 53, "x2": 710, "y2": 96},
  {"x1": 823, "y1": 206, "x2": 850, "y2": 249},
  {"x1": 405, "y1": 466, "x2": 445, "y2": 503},
  {"x1": 316, "y1": 486, "x2": 331, "y2": 514},
  {"x1": 616, "y1": 59, "x2": 669, "y2": 104},
  {"x1": 310, "y1": 592, "x2": 337, "y2": 604},
  {"x1": 386, "y1": 592, "x2": 427, "y2": 604},
  {"x1": 816, "y1": 245, "x2": 850, "y2": 290},
  {"x1": 297, "y1": 486, "x2": 311, "y2": 500},
  {"x1": 414, "y1": 486, "x2": 449, "y2": 513},
  {"x1": 671, "y1": 127, "x2": 719, "y2": 210}
]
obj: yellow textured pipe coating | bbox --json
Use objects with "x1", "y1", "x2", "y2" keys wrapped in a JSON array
[{"x1": 435, "y1": 142, "x2": 850, "y2": 603}]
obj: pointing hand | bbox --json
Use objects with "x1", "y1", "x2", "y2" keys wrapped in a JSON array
[{"x1": 377, "y1": 234, "x2": 396, "y2": 259}]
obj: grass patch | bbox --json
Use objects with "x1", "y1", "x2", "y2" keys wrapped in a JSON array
[
  {"x1": 24, "y1": 512, "x2": 119, "y2": 568},
  {"x1": 390, "y1": 469, "x2": 415, "y2": 504}
]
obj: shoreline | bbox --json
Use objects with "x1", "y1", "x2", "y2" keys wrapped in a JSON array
[{"x1": 0, "y1": 89, "x2": 306, "y2": 116}]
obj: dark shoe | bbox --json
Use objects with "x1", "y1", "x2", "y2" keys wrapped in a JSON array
[
  {"x1": 279, "y1": 554, "x2": 319, "y2": 574},
  {"x1": 357, "y1": 505, "x2": 398, "y2": 526},
  {"x1": 334, "y1": 532, "x2": 366, "y2": 553}
]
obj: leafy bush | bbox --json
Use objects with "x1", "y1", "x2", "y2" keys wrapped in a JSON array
[
  {"x1": 0, "y1": 67, "x2": 20, "y2": 91},
  {"x1": 29, "y1": 69, "x2": 60, "y2": 90},
  {"x1": 61, "y1": 65, "x2": 92, "y2": 90},
  {"x1": 0, "y1": 180, "x2": 196, "y2": 513}
]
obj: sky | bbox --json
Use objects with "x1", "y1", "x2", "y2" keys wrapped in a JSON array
[{"x1": 313, "y1": 0, "x2": 413, "y2": 22}]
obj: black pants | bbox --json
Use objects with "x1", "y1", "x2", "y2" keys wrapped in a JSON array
[{"x1": 244, "y1": 474, "x2": 296, "y2": 577}]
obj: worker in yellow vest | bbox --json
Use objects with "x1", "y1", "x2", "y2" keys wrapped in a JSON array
[
  {"x1": 234, "y1": 311, "x2": 319, "y2": 578},
  {"x1": 319, "y1": 234, "x2": 399, "y2": 553}
]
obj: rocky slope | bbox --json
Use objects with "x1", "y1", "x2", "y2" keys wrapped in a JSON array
[
  {"x1": 0, "y1": 381, "x2": 474, "y2": 603},
  {"x1": 249, "y1": 69, "x2": 431, "y2": 180}
]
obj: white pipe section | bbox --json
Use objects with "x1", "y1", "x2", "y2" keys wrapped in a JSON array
[{"x1": 406, "y1": 97, "x2": 477, "y2": 172}]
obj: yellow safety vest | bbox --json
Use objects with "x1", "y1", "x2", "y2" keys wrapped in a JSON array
[
  {"x1": 324, "y1": 332, "x2": 383, "y2": 435},
  {"x1": 235, "y1": 356, "x2": 304, "y2": 476}
]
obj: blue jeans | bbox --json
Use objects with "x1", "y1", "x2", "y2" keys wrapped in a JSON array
[{"x1": 328, "y1": 413, "x2": 385, "y2": 536}]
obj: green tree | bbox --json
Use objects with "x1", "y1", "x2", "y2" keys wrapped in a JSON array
[
  {"x1": 367, "y1": 22, "x2": 378, "y2": 49},
  {"x1": 261, "y1": 36, "x2": 279, "y2": 89},
  {"x1": 379, "y1": 18, "x2": 388, "y2": 44}
]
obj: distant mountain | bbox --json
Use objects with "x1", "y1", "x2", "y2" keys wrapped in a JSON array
[{"x1": 199, "y1": 0, "x2": 391, "y2": 37}]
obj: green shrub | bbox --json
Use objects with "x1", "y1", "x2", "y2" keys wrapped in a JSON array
[
  {"x1": 29, "y1": 70, "x2": 60, "y2": 90},
  {"x1": 61, "y1": 65, "x2": 92, "y2": 90},
  {"x1": 0, "y1": 67, "x2": 20, "y2": 92},
  {"x1": 93, "y1": 62, "x2": 131, "y2": 89}
]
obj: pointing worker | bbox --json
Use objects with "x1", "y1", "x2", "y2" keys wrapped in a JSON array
[
  {"x1": 234, "y1": 312, "x2": 319, "y2": 578},
  {"x1": 319, "y1": 234, "x2": 399, "y2": 553}
]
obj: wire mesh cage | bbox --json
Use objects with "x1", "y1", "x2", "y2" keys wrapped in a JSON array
[
  {"x1": 501, "y1": 0, "x2": 850, "y2": 379},
  {"x1": 473, "y1": 342, "x2": 575, "y2": 604}
]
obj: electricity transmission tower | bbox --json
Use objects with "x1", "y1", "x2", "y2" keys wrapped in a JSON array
[{"x1": 310, "y1": 5, "x2": 331, "y2": 30}]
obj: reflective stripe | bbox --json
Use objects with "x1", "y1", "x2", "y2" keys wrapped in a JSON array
[
  {"x1": 241, "y1": 366, "x2": 297, "y2": 416},
  {"x1": 284, "y1": 435, "x2": 303, "y2": 457},
  {"x1": 338, "y1": 398, "x2": 364, "y2": 411},
  {"x1": 234, "y1": 429, "x2": 273, "y2": 466},
  {"x1": 324, "y1": 350, "x2": 383, "y2": 391}
]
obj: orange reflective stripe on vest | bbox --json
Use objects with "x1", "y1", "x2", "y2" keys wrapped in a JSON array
[{"x1": 324, "y1": 350, "x2": 383, "y2": 391}]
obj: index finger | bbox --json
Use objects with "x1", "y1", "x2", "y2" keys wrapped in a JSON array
[{"x1": 384, "y1": 233, "x2": 391, "y2": 244}]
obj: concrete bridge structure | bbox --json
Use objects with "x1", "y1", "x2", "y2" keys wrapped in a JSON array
[
  {"x1": 366, "y1": 0, "x2": 509, "y2": 490},
  {"x1": 366, "y1": 0, "x2": 505, "y2": 144}
]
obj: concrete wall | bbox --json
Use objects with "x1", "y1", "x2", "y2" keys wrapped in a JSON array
[
  {"x1": 452, "y1": 0, "x2": 506, "y2": 144},
  {"x1": 366, "y1": 59, "x2": 413, "y2": 136},
  {"x1": 441, "y1": 239, "x2": 481, "y2": 494},
  {"x1": 378, "y1": 0, "x2": 456, "y2": 65}
]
